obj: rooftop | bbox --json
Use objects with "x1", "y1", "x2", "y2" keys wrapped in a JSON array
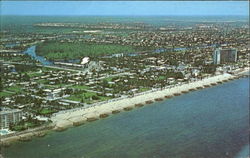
[{"x1": 0, "y1": 109, "x2": 22, "y2": 115}]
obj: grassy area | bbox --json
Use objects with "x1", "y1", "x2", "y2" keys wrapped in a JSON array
[
  {"x1": 67, "y1": 91, "x2": 96, "y2": 101},
  {"x1": 39, "y1": 108, "x2": 56, "y2": 115},
  {"x1": 6, "y1": 86, "x2": 22, "y2": 93},
  {"x1": 158, "y1": 76, "x2": 166, "y2": 80},
  {"x1": 11, "y1": 122, "x2": 36, "y2": 131},
  {"x1": 2, "y1": 55, "x2": 36, "y2": 63},
  {"x1": 54, "y1": 83, "x2": 69, "y2": 88},
  {"x1": 104, "y1": 76, "x2": 114, "y2": 82},
  {"x1": 37, "y1": 79, "x2": 49, "y2": 84},
  {"x1": 98, "y1": 96, "x2": 112, "y2": 101},
  {"x1": 14, "y1": 64, "x2": 39, "y2": 73},
  {"x1": 66, "y1": 91, "x2": 110, "y2": 104},
  {"x1": 41, "y1": 66, "x2": 78, "y2": 73},
  {"x1": 12, "y1": 125, "x2": 27, "y2": 131},
  {"x1": 41, "y1": 67, "x2": 58, "y2": 71},
  {"x1": 139, "y1": 87, "x2": 151, "y2": 92},
  {"x1": 9, "y1": 56, "x2": 26, "y2": 62},
  {"x1": 36, "y1": 41, "x2": 140, "y2": 60},
  {"x1": 69, "y1": 85, "x2": 90, "y2": 90},
  {"x1": 11, "y1": 120, "x2": 45, "y2": 131},
  {"x1": 0, "y1": 91, "x2": 13, "y2": 97},
  {"x1": 66, "y1": 95, "x2": 81, "y2": 102},
  {"x1": 27, "y1": 72, "x2": 43, "y2": 78}
]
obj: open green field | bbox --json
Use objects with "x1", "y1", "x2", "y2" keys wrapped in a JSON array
[
  {"x1": 158, "y1": 76, "x2": 166, "y2": 80},
  {"x1": 39, "y1": 108, "x2": 57, "y2": 115},
  {"x1": 139, "y1": 87, "x2": 151, "y2": 92},
  {"x1": 66, "y1": 91, "x2": 97, "y2": 103},
  {"x1": 36, "y1": 41, "x2": 140, "y2": 60},
  {"x1": 6, "y1": 86, "x2": 22, "y2": 93},
  {"x1": 104, "y1": 76, "x2": 115, "y2": 82},
  {"x1": 0, "y1": 91, "x2": 13, "y2": 97},
  {"x1": 67, "y1": 91, "x2": 111, "y2": 104},
  {"x1": 69, "y1": 85, "x2": 90, "y2": 90}
]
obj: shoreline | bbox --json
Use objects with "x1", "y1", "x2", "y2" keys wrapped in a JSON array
[
  {"x1": 1, "y1": 68, "x2": 249, "y2": 145},
  {"x1": 0, "y1": 123, "x2": 55, "y2": 146},
  {"x1": 51, "y1": 68, "x2": 249, "y2": 129}
]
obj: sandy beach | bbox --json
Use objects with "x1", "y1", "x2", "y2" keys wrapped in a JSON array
[{"x1": 51, "y1": 68, "x2": 249, "y2": 129}]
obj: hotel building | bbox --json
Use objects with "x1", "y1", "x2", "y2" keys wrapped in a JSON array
[
  {"x1": 0, "y1": 109, "x2": 23, "y2": 129},
  {"x1": 213, "y1": 48, "x2": 237, "y2": 64}
]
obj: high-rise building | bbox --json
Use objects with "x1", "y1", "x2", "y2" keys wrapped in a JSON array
[
  {"x1": 0, "y1": 109, "x2": 23, "y2": 129},
  {"x1": 213, "y1": 48, "x2": 237, "y2": 64}
]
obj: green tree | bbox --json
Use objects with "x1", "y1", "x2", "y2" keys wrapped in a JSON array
[
  {"x1": 102, "y1": 79, "x2": 109, "y2": 88},
  {"x1": 23, "y1": 73, "x2": 30, "y2": 81},
  {"x1": 0, "y1": 77, "x2": 3, "y2": 92}
]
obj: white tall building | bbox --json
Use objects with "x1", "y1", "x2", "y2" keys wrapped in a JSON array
[
  {"x1": 0, "y1": 109, "x2": 23, "y2": 129},
  {"x1": 213, "y1": 48, "x2": 237, "y2": 64}
]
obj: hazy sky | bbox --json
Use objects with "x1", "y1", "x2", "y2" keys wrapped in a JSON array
[{"x1": 0, "y1": 1, "x2": 249, "y2": 16}]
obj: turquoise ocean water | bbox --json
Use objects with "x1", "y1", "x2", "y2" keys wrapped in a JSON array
[{"x1": 2, "y1": 77, "x2": 249, "y2": 158}]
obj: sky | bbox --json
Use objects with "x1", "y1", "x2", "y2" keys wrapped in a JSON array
[{"x1": 0, "y1": 1, "x2": 249, "y2": 16}]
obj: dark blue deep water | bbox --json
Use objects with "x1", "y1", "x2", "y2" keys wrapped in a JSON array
[{"x1": 2, "y1": 77, "x2": 249, "y2": 158}]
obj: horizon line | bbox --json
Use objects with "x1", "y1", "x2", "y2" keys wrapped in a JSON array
[{"x1": 1, "y1": 14, "x2": 249, "y2": 16}]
